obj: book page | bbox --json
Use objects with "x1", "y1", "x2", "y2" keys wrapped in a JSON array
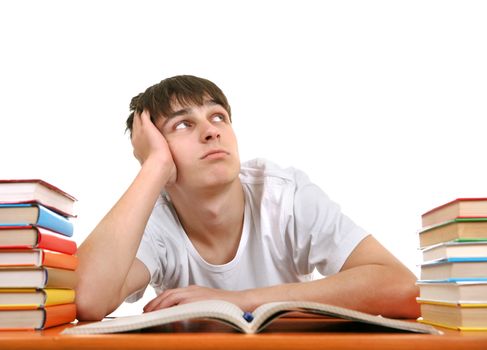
[
  {"x1": 250, "y1": 301, "x2": 442, "y2": 334},
  {"x1": 62, "y1": 300, "x2": 249, "y2": 335}
]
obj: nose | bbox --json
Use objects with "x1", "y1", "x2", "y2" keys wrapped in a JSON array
[{"x1": 200, "y1": 122, "x2": 220, "y2": 142}]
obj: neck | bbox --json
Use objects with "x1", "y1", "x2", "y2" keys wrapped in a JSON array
[{"x1": 167, "y1": 180, "x2": 245, "y2": 264}]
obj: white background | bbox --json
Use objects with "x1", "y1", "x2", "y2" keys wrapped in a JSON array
[{"x1": 1, "y1": 0, "x2": 486, "y2": 316}]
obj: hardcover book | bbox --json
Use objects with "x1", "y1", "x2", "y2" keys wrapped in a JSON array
[
  {"x1": 62, "y1": 299, "x2": 441, "y2": 335},
  {"x1": 0, "y1": 179, "x2": 76, "y2": 217},
  {"x1": 417, "y1": 281, "x2": 487, "y2": 304},
  {"x1": 0, "y1": 267, "x2": 77, "y2": 289},
  {"x1": 0, "y1": 204, "x2": 74, "y2": 237},
  {"x1": 418, "y1": 218, "x2": 487, "y2": 248},
  {"x1": 421, "y1": 198, "x2": 487, "y2": 228},
  {"x1": 417, "y1": 299, "x2": 487, "y2": 331},
  {"x1": 0, "y1": 288, "x2": 75, "y2": 309},
  {"x1": 0, "y1": 249, "x2": 78, "y2": 270},
  {"x1": 421, "y1": 240, "x2": 487, "y2": 261},
  {"x1": 0, "y1": 303, "x2": 76, "y2": 330},
  {"x1": 0, "y1": 225, "x2": 77, "y2": 254},
  {"x1": 420, "y1": 258, "x2": 487, "y2": 281}
]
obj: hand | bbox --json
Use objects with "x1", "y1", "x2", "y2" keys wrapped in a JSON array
[
  {"x1": 143, "y1": 285, "x2": 251, "y2": 312},
  {"x1": 131, "y1": 110, "x2": 177, "y2": 186}
]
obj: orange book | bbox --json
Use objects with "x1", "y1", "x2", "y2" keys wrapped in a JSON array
[
  {"x1": 0, "y1": 249, "x2": 77, "y2": 270},
  {"x1": 0, "y1": 225, "x2": 77, "y2": 254},
  {"x1": 0, "y1": 303, "x2": 76, "y2": 330}
]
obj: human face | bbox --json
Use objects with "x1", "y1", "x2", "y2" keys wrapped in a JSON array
[{"x1": 156, "y1": 99, "x2": 240, "y2": 192}]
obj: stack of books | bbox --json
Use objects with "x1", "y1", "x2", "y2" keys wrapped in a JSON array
[
  {"x1": 0, "y1": 179, "x2": 78, "y2": 330},
  {"x1": 416, "y1": 198, "x2": 487, "y2": 331}
]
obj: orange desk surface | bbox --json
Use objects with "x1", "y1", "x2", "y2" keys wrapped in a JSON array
[{"x1": 1, "y1": 318, "x2": 487, "y2": 350}]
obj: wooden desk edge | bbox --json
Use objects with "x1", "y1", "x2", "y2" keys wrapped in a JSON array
[{"x1": 1, "y1": 319, "x2": 487, "y2": 350}]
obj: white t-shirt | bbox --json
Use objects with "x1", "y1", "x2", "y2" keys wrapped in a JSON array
[{"x1": 127, "y1": 158, "x2": 368, "y2": 302}]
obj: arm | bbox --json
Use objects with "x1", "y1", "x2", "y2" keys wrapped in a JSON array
[
  {"x1": 75, "y1": 110, "x2": 177, "y2": 321},
  {"x1": 253, "y1": 234, "x2": 421, "y2": 318},
  {"x1": 144, "y1": 235, "x2": 420, "y2": 318}
]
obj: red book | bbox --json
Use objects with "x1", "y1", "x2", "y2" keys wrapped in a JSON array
[
  {"x1": 0, "y1": 225, "x2": 77, "y2": 255},
  {"x1": 422, "y1": 198, "x2": 487, "y2": 228}
]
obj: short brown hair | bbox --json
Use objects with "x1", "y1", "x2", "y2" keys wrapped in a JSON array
[{"x1": 126, "y1": 75, "x2": 231, "y2": 135}]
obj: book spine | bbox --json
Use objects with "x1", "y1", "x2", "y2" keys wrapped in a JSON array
[
  {"x1": 45, "y1": 268, "x2": 78, "y2": 289},
  {"x1": 41, "y1": 250, "x2": 78, "y2": 270},
  {"x1": 44, "y1": 289, "x2": 76, "y2": 306},
  {"x1": 42, "y1": 268, "x2": 49, "y2": 288},
  {"x1": 37, "y1": 228, "x2": 77, "y2": 255},
  {"x1": 36, "y1": 205, "x2": 73, "y2": 237},
  {"x1": 41, "y1": 304, "x2": 77, "y2": 329}
]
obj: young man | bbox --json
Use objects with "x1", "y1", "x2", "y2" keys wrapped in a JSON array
[{"x1": 76, "y1": 75, "x2": 420, "y2": 321}]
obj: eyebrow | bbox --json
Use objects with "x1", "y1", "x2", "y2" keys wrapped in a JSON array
[{"x1": 168, "y1": 99, "x2": 219, "y2": 119}]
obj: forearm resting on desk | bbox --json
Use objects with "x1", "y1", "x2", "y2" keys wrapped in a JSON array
[
  {"x1": 246, "y1": 236, "x2": 420, "y2": 318},
  {"x1": 247, "y1": 264, "x2": 420, "y2": 318}
]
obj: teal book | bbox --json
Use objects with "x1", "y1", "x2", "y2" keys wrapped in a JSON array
[
  {"x1": 420, "y1": 257, "x2": 487, "y2": 282},
  {"x1": 0, "y1": 203, "x2": 73, "y2": 237},
  {"x1": 416, "y1": 280, "x2": 487, "y2": 313}
]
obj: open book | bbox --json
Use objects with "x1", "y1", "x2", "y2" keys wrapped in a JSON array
[{"x1": 62, "y1": 300, "x2": 441, "y2": 335}]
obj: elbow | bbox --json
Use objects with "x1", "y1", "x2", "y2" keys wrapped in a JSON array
[
  {"x1": 75, "y1": 284, "x2": 119, "y2": 321},
  {"x1": 75, "y1": 293, "x2": 108, "y2": 322},
  {"x1": 383, "y1": 268, "x2": 421, "y2": 319},
  {"x1": 393, "y1": 279, "x2": 421, "y2": 319}
]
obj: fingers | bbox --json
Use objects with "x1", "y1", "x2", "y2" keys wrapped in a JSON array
[
  {"x1": 132, "y1": 109, "x2": 149, "y2": 134},
  {"x1": 142, "y1": 286, "x2": 243, "y2": 313},
  {"x1": 143, "y1": 288, "x2": 187, "y2": 312},
  {"x1": 130, "y1": 109, "x2": 159, "y2": 165},
  {"x1": 143, "y1": 286, "x2": 207, "y2": 313},
  {"x1": 131, "y1": 110, "x2": 141, "y2": 145},
  {"x1": 139, "y1": 109, "x2": 151, "y2": 124}
]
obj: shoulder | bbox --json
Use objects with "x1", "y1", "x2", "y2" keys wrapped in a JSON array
[{"x1": 240, "y1": 160, "x2": 342, "y2": 221}]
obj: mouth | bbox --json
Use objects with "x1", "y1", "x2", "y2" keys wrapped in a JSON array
[{"x1": 200, "y1": 149, "x2": 229, "y2": 160}]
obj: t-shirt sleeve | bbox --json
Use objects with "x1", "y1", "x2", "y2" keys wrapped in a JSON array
[{"x1": 292, "y1": 181, "x2": 369, "y2": 276}]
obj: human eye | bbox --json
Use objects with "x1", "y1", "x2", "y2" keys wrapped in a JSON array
[
  {"x1": 211, "y1": 114, "x2": 226, "y2": 122},
  {"x1": 174, "y1": 120, "x2": 192, "y2": 130}
]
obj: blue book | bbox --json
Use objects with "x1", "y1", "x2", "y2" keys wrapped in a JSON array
[
  {"x1": 0, "y1": 203, "x2": 73, "y2": 237},
  {"x1": 418, "y1": 278, "x2": 487, "y2": 283},
  {"x1": 420, "y1": 257, "x2": 487, "y2": 281},
  {"x1": 422, "y1": 257, "x2": 487, "y2": 265}
]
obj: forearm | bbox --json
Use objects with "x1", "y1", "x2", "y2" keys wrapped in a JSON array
[
  {"x1": 244, "y1": 264, "x2": 420, "y2": 318},
  {"x1": 76, "y1": 158, "x2": 170, "y2": 319}
]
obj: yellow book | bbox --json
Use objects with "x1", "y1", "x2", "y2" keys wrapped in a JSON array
[
  {"x1": 419, "y1": 319, "x2": 487, "y2": 331},
  {"x1": 0, "y1": 288, "x2": 75, "y2": 309},
  {"x1": 417, "y1": 299, "x2": 487, "y2": 331}
]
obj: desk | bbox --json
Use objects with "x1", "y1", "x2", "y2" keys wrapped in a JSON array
[{"x1": 1, "y1": 318, "x2": 487, "y2": 350}]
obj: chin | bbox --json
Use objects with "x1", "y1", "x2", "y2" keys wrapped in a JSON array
[
  {"x1": 205, "y1": 171, "x2": 238, "y2": 188},
  {"x1": 177, "y1": 158, "x2": 240, "y2": 189},
  {"x1": 202, "y1": 163, "x2": 240, "y2": 187}
]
